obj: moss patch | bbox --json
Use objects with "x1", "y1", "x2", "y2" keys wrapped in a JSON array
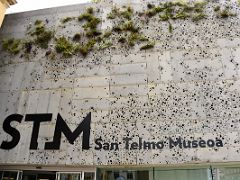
[
  {"x1": 168, "y1": 22, "x2": 173, "y2": 33},
  {"x1": 86, "y1": 7, "x2": 94, "y2": 14},
  {"x1": 31, "y1": 21, "x2": 53, "y2": 49},
  {"x1": 73, "y1": 33, "x2": 81, "y2": 41},
  {"x1": 192, "y1": 13, "x2": 206, "y2": 21},
  {"x1": 82, "y1": 17, "x2": 101, "y2": 29},
  {"x1": 107, "y1": 7, "x2": 119, "y2": 19},
  {"x1": 2, "y1": 38, "x2": 21, "y2": 55},
  {"x1": 78, "y1": 13, "x2": 94, "y2": 21},
  {"x1": 78, "y1": 8, "x2": 102, "y2": 40},
  {"x1": 98, "y1": 41, "x2": 112, "y2": 50},
  {"x1": 86, "y1": 29, "x2": 102, "y2": 37},
  {"x1": 217, "y1": 8, "x2": 236, "y2": 18},
  {"x1": 55, "y1": 37, "x2": 75, "y2": 58},
  {"x1": 120, "y1": 7, "x2": 133, "y2": 20},
  {"x1": 35, "y1": 31, "x2": 53, "y2": 49},
  {"x1": 107, "y1": 6, "x2": 133, "y2": 20},
  {"x1": 35, "y1": 20, "x2": 43, "y2": 26},
  {"x1": 140, "y1": 41, "x2": 155, "y2": 50},
  {"x1": 75, "y1": 39, "x2": 96, "y2": 57},
  {"x1": 61, "y1": 17, "x2": 74, "y2": 23},
  {"x1": 122, "y1": 21, "x2": 139, "y2": 32},
  {"x1": 3, "y1": 1, "x2": 240, "y2": 59},
  {"x1": 128, "y1": 33, "x2": 148, "y2": 46},
  {"x1": 145, "y1": 1, "x2": 208, "y2": 23}
]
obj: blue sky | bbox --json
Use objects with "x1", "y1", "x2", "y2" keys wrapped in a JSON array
[{"x1": 7, "y1": 0, "x2": 90, "y2": 14}]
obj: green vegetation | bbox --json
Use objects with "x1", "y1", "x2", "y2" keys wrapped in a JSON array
[
  {"x1": 168, "y1": 22, "x2": 173, "y2": 33},
  {"x1": 98, "y1": 41, "x2": 112, "y2": 50},
  {"x1": 73, "y1": 33, "x2": 81, "y2": 41},
  {"x1": 74, "y1": 7, "x2": 103, "y2": 56},
  {"x1": 55, "y1": 37, "x2": 75, "y2": 58},
  {"x1": 122, "y1": 21, "x2": 139, "y2": 32},
  {"x1": 35, "y1": 20, "x2": 43, "y2": 25},
  {"x1": 86, "y1": 29, "x2": 102, "y2": 37},
  {"x1": 107, "y1": 7, "x2": 119, "y2": 19},
  {"x1": 61, "y1": 17, "x2": 74, "y2": 23},
  {"x1": 107, "y1": 13, "x2": 115, "y2": 19},
  {"x1": 78, "y1": 13, "x2": 94, "y2": 21},
  {"x1": 2, "y1": 38, "x2": 21, "y2": 55},
  {"x1": 193, "y1": 1, "x2": 207, "y2": 12},
  {"x1": 128, "y1": 33, "x2": 148, "y2": 46},
  {"x1": 108, "y1": 7, "x2": 151, "y2": 49},
  {"x1": 31, "y1": 20, "x2": 53, "y2": 49},
  {"x1": 76, "y1": 39, "x2": 96, "y2": 57},
  {"x1": 160, "y1": 13, "x2": 170, "y2": 21},
  {"x1": 145, "y1": 0, "x2": 208, "y2": 23},
  {"x1": 86, "y1": 7, "x2": 94, "y2": 14},
  {"x1": 192, "y1": 13, "x2": 206, "y2": 21},
  {"x1": 2, "y1": 1, "x2": 240, "y2": 59},
  {"x1": 173, "y1": 11, "x2": 190, "y2": 19},
  {"x1": 120, "y1": 7, "x2": 133, "y2": 20},
  {"x1": 111, "y1": 21, "x2": 140, "y2": 34},
  {"x1": 82, "y1": 17, "x2": 101, "y2": 29},
  {"x1": 78, "y1": 8, "x2": 102, "y2": 42},
  {"x1": 147, "y1": 3, "x2": 155, "y2": 9},
  {"x1": 2, "y1": 20, "x2": 53, "y2": 56},
  {"x1": 34, "y1": 30, "x2": 53, "y2": 49},
  {"x1": 146, "y1": 8, "x2": 158, "y2": 17},
  {"x1": 140, "y1": 41, "x2": 155, "y2": 50},
  {"x1": 112, "y1": 25, "x2": 122, "y2": 32},
  {"x1": 217, "y1": 8, "x2": 236, "y2": 18},
  {"x1": 212, "y1": 4, "x2": 237, "y2": 18},
  {"x1": 107, "y1": 6, "x2": 133, "y2": 20}
]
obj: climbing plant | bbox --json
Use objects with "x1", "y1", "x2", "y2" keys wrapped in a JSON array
[
  {"x1": 2, "y1": 38, "x2": 21, "y2": 55},
  {"x1": 1, "y1": 0, "x2": 238, "y2": 59}
]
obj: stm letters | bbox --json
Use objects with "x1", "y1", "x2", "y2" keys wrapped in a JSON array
[{"x1": 0, "y1": 113, "x2": 91, "y2": 150}]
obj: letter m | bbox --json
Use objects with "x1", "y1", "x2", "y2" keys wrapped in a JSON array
[{"x1": 45, "y1": 113, "x2": 91, "y2": 150}]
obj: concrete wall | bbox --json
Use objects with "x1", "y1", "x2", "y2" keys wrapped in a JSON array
[{"x1": 0, "y1": 0, "x2": 240, "y2": 166}]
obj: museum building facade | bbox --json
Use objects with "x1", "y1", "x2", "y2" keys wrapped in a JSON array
[{"x1": 1, "y1": 0, "x2": 240, "y2": 179}]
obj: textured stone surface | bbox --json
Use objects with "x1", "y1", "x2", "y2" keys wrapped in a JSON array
[{"x1": 1, "y1": 0, "x2": 240, "y2": 166}]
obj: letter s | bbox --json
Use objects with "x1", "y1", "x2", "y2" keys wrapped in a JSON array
[{"x1": 0, "y1": 114, "x2": 23, "y2": 149}]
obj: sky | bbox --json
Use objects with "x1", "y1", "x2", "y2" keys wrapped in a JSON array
[{"x1": 6, "y1": 0, "x2": 90, "y2": 14}]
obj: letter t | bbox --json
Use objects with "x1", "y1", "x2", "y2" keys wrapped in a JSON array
[{"x1": 25, "y1": 114, "x2": 52, "y2": 150}]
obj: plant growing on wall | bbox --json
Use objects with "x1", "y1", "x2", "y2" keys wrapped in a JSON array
[
  {"x1": 2, "y1": 38, "x2": 21, "y2": 55},
  {"x1": 30, "y1": 20, "x2": 53, "y2": 49},
  {"x1": 1, "y1": 0, "x2": 239, "y2": 59},
  {"x1": 140, "y1": 41, "x2": 155, "y2": 50},
  {"x1": 61, "y1": 17, "x2": 75, "y2": 23},
  {"x1": 106, "y1": 6, "x2": 155, "y2": 49},
  {"x1": 215, "y1": 7, "x2": 236, "y2": 18},
  {"x1": 143, "y1": 1, "x2": 208, "y2": 22},
  {"x1": 107, "y1": 6, "x2": 133, "y2": 20},
  {"x1": 55, "y1": 36, "x2": 76, "y2": 58},
  {"x1": 75, "y1": 39, "x2": 96, "y2": 57}
]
